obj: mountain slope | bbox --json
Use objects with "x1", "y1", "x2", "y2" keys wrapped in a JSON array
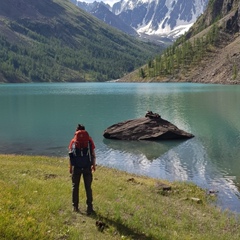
[
  {"x1": 0, "y1": 0, "x2": 162, "y2": 83},
  {"x1": 120, "y1": 0, "x2": 240, "y2": 84},
  {"x1": 74, "y1": 1, "x2": 138, "y2": 36}
]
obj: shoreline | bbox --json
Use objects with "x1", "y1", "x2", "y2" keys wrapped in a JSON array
[{"x1": 1, "y1": 154, "x2": 240, "y2": 239}]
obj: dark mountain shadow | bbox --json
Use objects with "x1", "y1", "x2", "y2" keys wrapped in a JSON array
[
  {"x1": 103, "y1": 138, "x2": 185, "y2": 161},
  {"x1": 0, "y1": 0, "x2": 65, "y2": 19}
]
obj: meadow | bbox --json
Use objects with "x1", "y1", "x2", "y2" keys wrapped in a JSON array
[{"x1": 0, "y1": 154, "x2": 239, "y2": 240}]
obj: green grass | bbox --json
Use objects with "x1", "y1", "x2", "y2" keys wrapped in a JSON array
[{"x1": 0, "y1": 154, "x2": 239, "y2": 240}]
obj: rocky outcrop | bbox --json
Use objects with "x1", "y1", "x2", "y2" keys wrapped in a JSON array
[
  {"x1": 225, "y1": 5, "x2": 240, "y2": 33},
  {"x1": 103, "y1": 112, "x2": 194, "y2": 141}
]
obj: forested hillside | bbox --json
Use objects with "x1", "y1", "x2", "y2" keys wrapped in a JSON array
[
  {"x1": 0, "y1": 0, "x2": 161, "y2": 83},
  {"x1": 121, "y1": 0, "x2": 240, "y2": 84}
]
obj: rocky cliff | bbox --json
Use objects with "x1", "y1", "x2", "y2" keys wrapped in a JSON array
[{"x1": 188, "y1": 0, "x2": 240, "y2": 36}]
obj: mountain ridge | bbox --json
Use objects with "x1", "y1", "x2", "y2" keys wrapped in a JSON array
[{"x1": 74, "y1": 0, "x2": 208, "y2": 41}]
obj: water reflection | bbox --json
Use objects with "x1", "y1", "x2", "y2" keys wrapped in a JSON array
[{"x1": 103, "y1": 138, "x2": 185, "y2": 161}]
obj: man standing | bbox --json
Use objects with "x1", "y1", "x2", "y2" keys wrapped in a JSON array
[{"x1": 69, "y1": 124, "x2": 96, "y2": 215}]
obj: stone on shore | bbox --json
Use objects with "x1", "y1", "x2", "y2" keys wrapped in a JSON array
[{"x1": 103, "y1": 112, "x2": 194, "y2": 141}]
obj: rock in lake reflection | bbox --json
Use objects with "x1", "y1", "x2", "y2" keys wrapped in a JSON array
[{"x1": 103, "y1": 138, "x2": 185, "y2": 161}]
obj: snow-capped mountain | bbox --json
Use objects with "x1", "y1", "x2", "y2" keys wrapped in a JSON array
[
  {"x1": 112, "y1": 0, "x2": 208, "y2": 38},
  {"x1": 72, "y1": 0, "x2": 209, "y2": 40}
]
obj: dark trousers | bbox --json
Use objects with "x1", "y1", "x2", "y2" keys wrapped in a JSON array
[{"x1": 72, "y1": 167, "x2": 93, "y2": 210}]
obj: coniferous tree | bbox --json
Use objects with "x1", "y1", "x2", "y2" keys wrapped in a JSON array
[
  {"x1": 233, "y1": 63, "x2": 238, "y2": 80},
  {"x1": 139, "y1": 68, "x2": 146, "y2": 78}
]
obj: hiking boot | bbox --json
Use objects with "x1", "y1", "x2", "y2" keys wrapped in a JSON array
[
  {"x1": 73, "y1": 207, "x2": 80, "y2": 213},
  {"x1": 86, "y1": 208, "x2": 95, "y2": 216}
]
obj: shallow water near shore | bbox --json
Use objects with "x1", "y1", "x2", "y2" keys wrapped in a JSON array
[{"x1": 0, "y1": 82, "x2": 240, "y2": 213}]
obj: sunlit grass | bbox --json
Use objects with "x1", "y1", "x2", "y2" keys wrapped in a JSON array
[{"x1": 0, "y1": 154, "x2": 239, "y2": 239}]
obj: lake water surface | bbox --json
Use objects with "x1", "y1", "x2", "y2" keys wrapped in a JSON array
[{"x1": 0, "y1": 82, "x2": 240, "y2": 213}]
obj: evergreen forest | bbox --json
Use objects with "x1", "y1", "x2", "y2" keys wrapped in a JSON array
[{"x1": 140, "y1": 24, "x2": 222, "y2": 80}]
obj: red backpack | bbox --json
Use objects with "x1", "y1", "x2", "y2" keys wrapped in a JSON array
[{"x1": 74, "y1": 130, "x2": 90, "y2": 149}]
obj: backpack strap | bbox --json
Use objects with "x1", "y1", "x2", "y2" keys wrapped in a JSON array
[{"x1": 87, "y1": 141, "x2": 92, "y2": 164}]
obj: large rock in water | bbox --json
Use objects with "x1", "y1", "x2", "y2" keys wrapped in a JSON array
[{"x1": 103, "y1": 112, "x2": 194, "y2": 140}]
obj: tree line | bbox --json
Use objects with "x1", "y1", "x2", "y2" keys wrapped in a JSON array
[{"x1": 0, "y1": 21, "x2": 160, "y2": 83}]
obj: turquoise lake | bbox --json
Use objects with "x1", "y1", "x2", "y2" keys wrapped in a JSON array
[{"x1": 0, "y1": 82, "x2": 240, "y2": 213}]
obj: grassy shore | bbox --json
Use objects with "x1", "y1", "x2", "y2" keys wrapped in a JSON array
[{"x1": 0, "y1": 154, "x2": 239, "y2": 240}]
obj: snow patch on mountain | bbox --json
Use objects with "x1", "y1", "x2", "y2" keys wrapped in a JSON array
[{"x1": 113, "y1": 0, "x2": 208, "y2": 38}]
